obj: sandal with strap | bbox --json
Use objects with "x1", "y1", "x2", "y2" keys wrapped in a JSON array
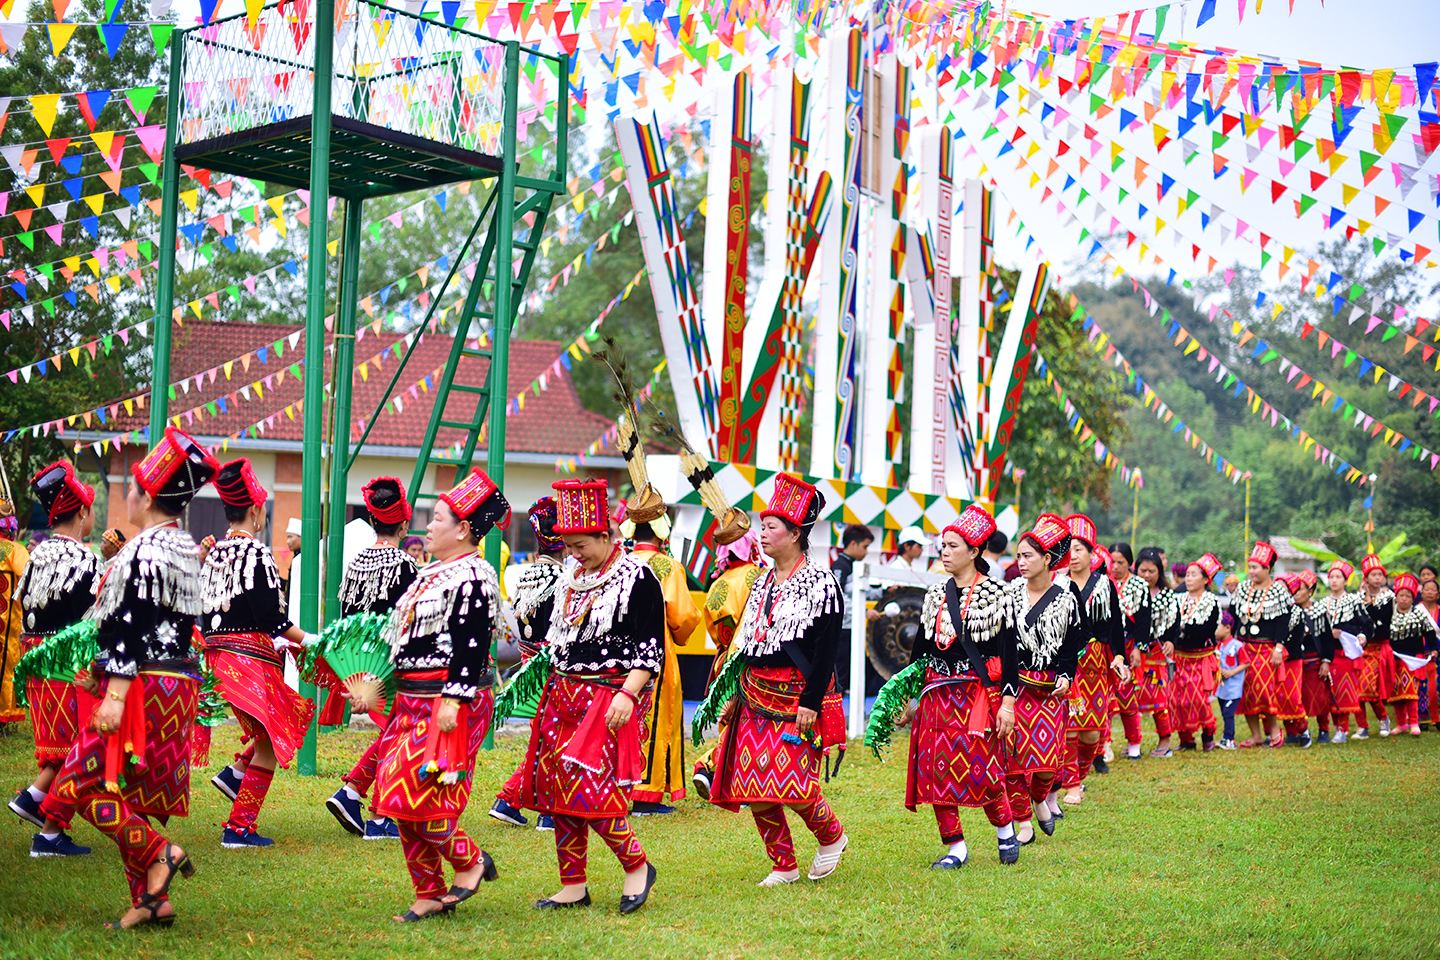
[
  {"x1": 394, "y1": 899, "x2": 447, "y2": 922},
  {"x1": 442, "y1": 851, "x2": 499, "y2": 909},
  {"x1": 105, "y1": 893, "x2": 174, "y2": 930},
  {"x1": 153, "y1": 843, "x2": 196, "y2": 899}
]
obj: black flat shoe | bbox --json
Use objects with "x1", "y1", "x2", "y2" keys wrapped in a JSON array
[
  {"x1": 535, "y1": 891, "x2": 592, "y2": 909},
  {"x1": 106, "y1": 893, "x2": 174, "y2": 930},
  {"x1": 998, "y1": 836, "x2": 1020, "y2": 865},
  {"x1": 1091, "y1": 757, "x2": 1110, "y2": 775},
  {"x1": 930, "y1": 853, "x2": 967, "y2": 869},
  {"x1": 394, "y1": 899, "x2": 447, "y2": 922},
  {"x1": 1038, "y1": 814, "x2": 1057, "y2": 837},
  {"x1": 618, "y1": 863, "x2": 657, "y2": 915},
  {"x1": 1052, "y1": 806, "x2": 1065, "y2": 820},
  {"x1": 443, "y1": 851, "x2": 499, "y2": 908}
]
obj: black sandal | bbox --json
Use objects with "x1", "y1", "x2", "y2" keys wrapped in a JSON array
[
  {"x1": 153, "y1": 843, "x2": 195, "y2": 898},
  {"x1": 442, "y1": 850, "x2": 499, "y2": 909},
  {"x1": 394, "y1": 899, "x2": 447, "y2": 922},
  {"x1": 105, "y1": 893, "x2": 174, "y2": 930}
]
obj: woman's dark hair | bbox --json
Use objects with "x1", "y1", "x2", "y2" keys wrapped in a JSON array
[
  {"x1": 842, "y1": 524, "x2": 873, "y2": 548},
  {"x1": 1136, "y1": 547, "x2": 1168, "y2": 590},
  {"x1": 151, "y1": 492, "x2": 188, "y2": 517},
  {"x1": 51, "y1": 506, "x2": 82, "y2": 526},
  {"x1": 223, "y1": 502, "x2": 251, "y2": 524},
  {"x1": 1109, "y1": 542, "x2": 1134, "y2": 565},
  {"x1": 778, "y1": 517, "x2": 809, "y2": 551},
  {"x1": 370, "y1": 516, "x2": 406, "y2": 538},
  {"x1": 632, "y1": 521, "x2": 657, "y2": 543},
  {"x1": 1421, "y1": 564, "x2": 1438, "y2": 579},
  {"x1": 985, "y1": 530, "x2": 1008, "y2": 554}
]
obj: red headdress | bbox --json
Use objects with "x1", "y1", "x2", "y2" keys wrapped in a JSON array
[
  {"x1": 30, "y1": 460, "x2": 95, "y2": 526},
  {"x1": 1091, "y1": 544, "x2": 1111, "y2": 573},
  {"x1": 1393, "y1": 573, "x2": 1420, "y2": 598},
  {"x1": 1278, "y1": 572, "x2": 1301, "y2": 595},
  {"x1": 1361, "y1": 554, "x2": 1386, "y2": 577},
  {"x1": 215, "y1": 458, "x2": 268, "y2": 510},
  {"x1": 1329, "y1": 560, "x2": 1354, "y2": 581},
  {"x1": 1022, "y1": 512, "x2": 1073, "y2": 571},
  {"x1": 1249, "y1": 541, "x2": 1277, "y2": 569},
  {"x1": 1191, "y1": 552, "x2": 1223, "y2": 581},
  {"x1": 1065, "y1": 513, "x2": 1097, "y2": 551},
  {"x1": 131, "y1": 427, "x2": 219, "y2": 507},
  {"x1": 761, "y1": 473, "x2": 824, "y2": 529},
  {"x1": 552, "y1": 479, "x2": 610, "y2": 535},
  {"x1": 944, "y1": 504, "x2": 997, "y2": 549},
  {"x1": 440, "y1": 468, "x2": 510, "y2": 537},
  {"x1": 1295, "y1": 569, "x2": 1318, "y2": 591},
  {"x1": 361, "y1": 476, "x2": 412, "y2": 526},
  {"x1": 528, "y1": 497, "x2": 564, "y2": 552}
]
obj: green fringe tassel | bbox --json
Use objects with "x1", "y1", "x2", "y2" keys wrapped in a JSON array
[
  {"x1": 691, "y1": 651, "x2": 744, "y2": 747},
  {"x1": 301, "y1": 612, "x2": 395, "y2": 701},
  {"x1": 863, "y1": 658, "x2": 927, "y2": 759},
  {"x1": 492, "y1": 645, "x2": 554, "y2": 725},
  {"x1": 12, "y1": 620, "x2": 99, "y2": 708},
  {"x1": 196, "y1": 663, "x2": 230, "y2": 728}
]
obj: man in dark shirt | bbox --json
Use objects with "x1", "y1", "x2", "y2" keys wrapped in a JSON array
[{"x1": 831, "y1": 524, "x2": 875, "y2": 692}]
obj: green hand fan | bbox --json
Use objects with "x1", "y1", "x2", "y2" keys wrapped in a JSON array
[
  {"x1": 309, "y1": 613, "x2": 394, "y2": 715},
  {"x1": 13, "y1": 620, "x2": 100, "y2": 707}
]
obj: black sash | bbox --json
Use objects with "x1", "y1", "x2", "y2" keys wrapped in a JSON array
[
  {"x1": 1024, "y1": 584, "x2": 1065, "y2": 631},
  {"x1": 945, "y1": 578, "x2": 996, "y2": 688}
]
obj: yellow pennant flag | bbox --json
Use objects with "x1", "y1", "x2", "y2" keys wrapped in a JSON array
[{"x1": 46, "y1": 24, "x2": 78, "y2": 56}]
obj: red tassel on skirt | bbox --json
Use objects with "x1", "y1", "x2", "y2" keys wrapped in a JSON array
[
  {"x1": 1237, "y1": 644, "x2": 1280, "y2": 715},
  {"x1": 519, "y1": 672, "x2": 644, "y2": 820},
  {"x1": 205, "y1": 633, "x2": 315, "y2": 767},
  {"x1": 904, "y1": 670, "x2": 1004, "y2": 811}
]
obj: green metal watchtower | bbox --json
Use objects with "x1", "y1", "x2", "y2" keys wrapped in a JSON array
[{"x1": 147, "y1": 0, "x2": 567, "y2": 772}]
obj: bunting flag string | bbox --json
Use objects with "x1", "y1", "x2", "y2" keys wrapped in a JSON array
[{"x1": 1031, "y1": 346, "x2": 1144, "y2": 490}]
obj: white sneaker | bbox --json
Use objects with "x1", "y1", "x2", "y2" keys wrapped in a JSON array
[
  {"x1": 1379, "y1": 719, "x2": 1391, "y2": 738},
  {"x1": 1102, "y1": 743, "x2": 1115, "y2": 762},
  {"x1": 1331, "y1": 730, "x2": 1348, "y2": 744},
  {"x1": 1354, "y1": 727, "x2": 1370, "y2": 740},
  {"x1": 1218, "y1": 739, "x2": 1236, "y2": 750}
]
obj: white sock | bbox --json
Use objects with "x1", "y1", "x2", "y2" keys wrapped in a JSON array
[
  {"x1": 947, "y1": 840, "x2": 968, "y2": 859},
  {"x1": 230, "y1": 763, "x2": 246, "y2": 777},
  {"x1": 344, "y1": 785, "x2": 363, "y2": 801},
  {"x1": 996, "y1": 823, "x2": 1015, "y2": 840},
  {"x1": 26, "y1": 785, "x2": 46, "y2": 802},
  {"x1": 39, "y1": 831, "x2": 60, "y2": 841}
]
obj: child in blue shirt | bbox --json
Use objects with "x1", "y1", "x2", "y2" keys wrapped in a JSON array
[{"x1": 1215, "y1": 610, "x2": 1245, "y2": 749}]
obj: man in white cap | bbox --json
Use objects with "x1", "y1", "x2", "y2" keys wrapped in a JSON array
[{"x1": 888, "y1": 525, "x2": 928, "y2": 574}]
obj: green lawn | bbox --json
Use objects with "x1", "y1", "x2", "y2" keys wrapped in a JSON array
[{"x1": 1, "y1": 718, "x2": 1437, "y2": 960}]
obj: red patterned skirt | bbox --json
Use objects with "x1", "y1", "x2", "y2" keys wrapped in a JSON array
[
  {"x1": 1237, "y1": 643, "x2": 1280, "y2": 716},
  {"x1": 1301, "y1": 656, "x2": 1333, "y2": 718},
  {"x1": 1068, "y1": 641, "x2": 1112, "y2": 731},
  {"x1": 1389, "y1": 655, "x2": 1426, "y2": 703},
  {"x1": 710, "y1": 666, "x2": 840, "y2": 811},
  {"x1": 1137, "y1": 648, "x2": 1170, "y2": 714},
  {"x1": 1329, "y1": 654, "x2": 1362, "y2": 713},
  {"x1": 1274, "y1": 658, "x2": 1305, "y2": 721},
  {"x1": 51, "y1": 669, "x2": 199, "y2": 820},
  {"x1": 205, "y1": 633, "x2": 315, "y2": 767},
  {"x1": 1111, "y1": 641, "x2": 1140, "y2": 714},
  {"x1": 1170, "y1": 650, "x2": 1217, "y2": 732},
  {"x1": 1008, "y1": 673, "x2": 1065, "y2": 775},
  {"x1": 519, "y1": 671, "x2": 646, "y2": 820},
  {"x1": 372, "y1": 683, "x2": 494, "y2": 823},
  {"x1": 1358, "y1": 642, "x2": 1397, "y2": 703},
  {"x1": 904, "y1": 670, "x2": 1003, "y2": 810},
  {"x1": 20, "y1": 634, "x2": 86, "y2": 769}
]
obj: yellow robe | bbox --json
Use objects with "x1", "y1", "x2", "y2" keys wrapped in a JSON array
[
  {"x1": 633, "y1": 543, "x2": 700, "y2": 803},
  {"x1": 693, "y1": 562, "x2": 763, "y2": 774},
  {"x1": 0, "y1": 539, "x2": 30, "y2": 724}
]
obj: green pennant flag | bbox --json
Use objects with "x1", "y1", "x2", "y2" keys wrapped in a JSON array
[
  {"x1": 139, "y1": 162, "x2": 159, "y2": 184},
  {"x1": 1294, "y1": 140, "x2": 1313, "y2": 161},
  {"x1": 18, "y1": 232, "x2": 34, "y2": 250},
  {"x1": 1154, "y1": 4, "x2": 1170, "y2": 39},
  {"x1": 126, "y1": 85, "x2": 158, "y2": 119},
  {"x1": 1212, "y1": 131, "x2": 1228, "y2": 150},
  {"x1": 149, "y1": 23, "x2": 173, "y2": 53},
  {"x1": 1298, "y1": 195, "x2": 1317, "y2": 216},
  {"x1": 1359, "y1": 151, "x2": 1381, "y2": 173},
  {"x1": 1381, "y1": 325, "x2": 1399, "y2": 342}
]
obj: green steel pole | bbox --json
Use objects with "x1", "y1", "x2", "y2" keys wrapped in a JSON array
[
  {"x1": 484, "y1": 41, "x2": 520, "y2": 573},
  {"x1": 325, "y1": 199, "x2": 363, "y2": 615},
  {"x1": 149, "y1": 30, "x2": 186, "y2": 440},
  {"x1": 297, "y1": 0, "x2": 337, "y2": 776}
]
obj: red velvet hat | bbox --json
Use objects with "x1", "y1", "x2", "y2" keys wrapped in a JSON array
[
  {"x1": 215, "y1": 458, "x2": 268, "y2": 510},
  {"x1": 1191, "y1": 552, "x2": 1223, "y2": 580},
  {"x1": 1393, "y1": 573, "x2": 1420, "y2": 598},
  {"x1": 1361, "y1": 553, "x2": 1386, "y2": 577},
  {"x1": 30, "y1": 460, "x2": 95, "y2": 526},
  {"x1": 1249, "y1": 541, "x2": 1277, "y2": 568},
  {"x1": 1065, "y1": 513, "x2": 1097, "y2": 551},
  {"x1": 362, "y1": 476, "x2": 412, "y2": 525},
  {"x1": 528, "y1": 497, "x2": 564, "y2": 552},
  {"x1": 1278, "y1": 572, "x2": 1301, "y2": 595},
  {"x1": 1022, "y1": 512, "x2": 1073, "y2": 571},
  {"x1": 944, "y1": 504, "x2": 997, "y2": 549},
  {"x1": 132, "y1": 427, "x2": 219, "y2": 506},
  {"x1": 1329, "y1": 560, "x2": 1354, "y2": 581},
  {"x1": 440, "y1": 468, "x2": 510, "y2": 536},
  {"x1": 552, "y1": 479, "x2": 610, "y2": 535},
  {"x1": 1091, "y1": 544, "x2": 1111, "y2": 573},
  {"x1": 761, "y1": 473, "x2": 824, "y2": 529},
  {"x1": 1295, "y1": 569, "x2": 1318, "y2": 591}
]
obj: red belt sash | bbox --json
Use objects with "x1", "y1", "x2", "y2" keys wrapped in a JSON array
[{"x1": 205, "y1": 630, "x2": 282, "y2": 665}]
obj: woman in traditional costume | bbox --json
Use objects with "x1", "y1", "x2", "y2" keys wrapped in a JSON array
[
  {"x1": 8, "y1": 461, "x2": 100, "y2": 857},
  {"x1": 895, "y1": 505, "x2": 1016, "y2": 866},
  {"x1": 322, "y1": 476, "x2": 421, "y2": 840},
  {"x1": 1387, "y1": 574, "x2": 1439, "y2": 737},
  {"x1": 705, "y1": 474, "x2": 848, "y2": 885},
  {"x1": 999, "y1": 514, "x2": 1082, "y2": 859},
  {"x1": 1107, "y1": 543, "x2": 1152, "y2": 761},
  {"x1": 1058, "y1": 514, "x2": 1127, "y2": 806},
  {"x1": 200, "y1": 458, "x2": 316, "y2": 849},
  {"x1": 490, "y1": 496, "x2": 566, "y2": 830},
  {"x1": 517, "y1": 478, "x2": 661, "y2": 913},
  {"x1": 48, "y1": 427, "x2": 216, "y2": 928},
  {"x1": 372, "y1": 468, "x2": 508, "y2": 921},
  {"x1": 1134, "y1": 548, "x2": 1178, "y2": 757},
  {"x1": 1229, "y1": 542, "x2": 1294, "y2": 748},
  {"x1": 1170, "y1": 553, "x2": 1222, "y2": 752},
  {"x1": 1289, "y1": 570, "x2": 1334, "y2": 744},
  {"x1": 1357, "y1": 554, "x2": 1396, "y2": 737},
  {"x1": 1312, "y1": 561, "x2": 1370, "y2": 744}
]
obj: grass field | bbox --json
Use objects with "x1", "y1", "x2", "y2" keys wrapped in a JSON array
[{"x1": 1, "y1": 717, "x2": 1438, "y2": 960}]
